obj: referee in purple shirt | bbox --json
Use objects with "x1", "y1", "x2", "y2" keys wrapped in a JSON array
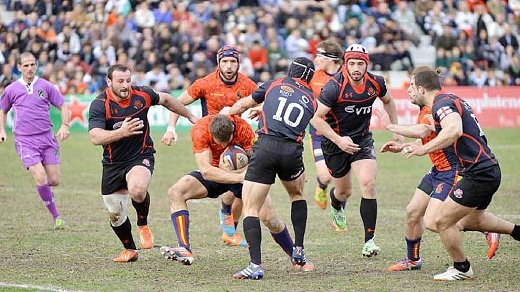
[{"x1": 0, "y1": 52, "x2": 70, "y2": 229}]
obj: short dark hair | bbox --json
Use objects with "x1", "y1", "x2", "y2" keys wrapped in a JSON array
[
  {"x1": 209, "y1": 115, "x2": 234, "y2": 143},
  {"x1": 107, "y1": 64, "x2": 132, "y2": 80},
  {"x1": 413, "y1": 67, "x2": 442, "y2": 91}
]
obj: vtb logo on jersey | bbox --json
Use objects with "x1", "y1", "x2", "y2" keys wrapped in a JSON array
[{"x1": 345, "y1": 105, "x2": 372, "y2": 115}]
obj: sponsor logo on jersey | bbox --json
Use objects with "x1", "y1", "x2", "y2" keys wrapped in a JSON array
[
  {"x1": 280, "y1": 85, "x2": 294, "y2": 94},
  {"x1": 344, "y1": 105, "x2": 372, "y2": 115}
]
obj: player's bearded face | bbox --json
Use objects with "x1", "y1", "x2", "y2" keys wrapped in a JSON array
[
  {"x1": 347, "y1": 59, "x2": 367, "y2": 82},
  {"x1": 219, "y1": 57, "x2": 239, "y2": 81},
  {"x1": 407, "y1": 77, "x2": 419, "y2": 105},
  {"x1": 109, "y1": 70, "x2": 132, "y2": 99}
]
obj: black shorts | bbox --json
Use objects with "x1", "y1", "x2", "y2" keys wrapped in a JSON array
[
  {"x1": 245, "y1": 135, "x2": 304, "y2": 184},
  {"x1": 101, "y1": 156, "x2": 155, "y2": 195},
  {"x1": 450, "y1": 164, "x2": 501, "y2": 210},
  {"x1": 188, "y1": 171, "x2": 243, "y2": 199},
  {"x1": 322, "y1": 136, "x2": 376, "y2": 178}
]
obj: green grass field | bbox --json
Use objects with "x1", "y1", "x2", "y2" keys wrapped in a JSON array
[{"x1": 0, "y1": 128, "x2": 519, "y2": 292}]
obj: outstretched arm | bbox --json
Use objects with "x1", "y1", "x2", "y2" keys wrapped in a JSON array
[
  {"x1": 56, "y1": 104, "x2": 70, "y2": 142},
  {"x1": 89, "y1": 117, "x2": 144, "y2": 146},
  {"x1": 228, "y1": 95, "x2": 258, "y2": 116},
  {"x1": 161, "y1": 90, "x2": 197, "y2": 146}
]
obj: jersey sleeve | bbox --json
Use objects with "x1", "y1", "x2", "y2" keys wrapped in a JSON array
[
  {"x1": 374, "y1": 74, "x2": 388, "y2": 97},
  {"x1": 0, "y1": 88, "x2": 12, "y2": 112},
  {"x1": 432, "y1": 97, "x2": 458, "y2": 124},
  {"x1": 317, "y1": 79, "x2": 340, "y2": 108},
  {"x1": 251, "y1": 80, "x2": 271, "y2": 104},
  {"x1": 187, "y1": 77, "x2": 208, "y2": 101},
  {"x1": 141, "y1": 86, "x2": 160, "y2": 106},
  {"x1": 88, "y1": 98, "x2": 107, "y2": 131},
  {"x1": 45, "y1": 80, "x2": 65, "y2": 108}
]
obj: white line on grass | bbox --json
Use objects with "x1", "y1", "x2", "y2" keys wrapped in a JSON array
[{"x1": 0, "y1": 282, "x2": 83, "y2": 292}]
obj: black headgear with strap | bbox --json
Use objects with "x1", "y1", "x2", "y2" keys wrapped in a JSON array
[{"x1": 288, "y1": 57, "x2": 315, "y2": 84}]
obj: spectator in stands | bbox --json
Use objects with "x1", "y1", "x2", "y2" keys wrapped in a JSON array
[
  {"x1": 285, "y1": 27, "x2": 310, "y2": 60},
  {"x1": 153, "y1": 1, "x2": 173, "y2": 24},
  {"x1": 434, "y1": 24, "x2": 458, "y2": 52},
  {"x1": 498, "y1": 23, "x2": 519, "y2": 52},
  {"x1": 484, "y1": 67, "x2": 501, "y2": 87},
  {"x1": 134, "y1": 1, "x2": 155, "y2": 32},
  {"x1": 469, "y1": 66, "x2": 487, "y2": 87},
  {"x1": 507, "y1": 55, "x2": 520, "y2": 85},
  {"x1": 249, "y1": 39, "x2": 268, "y2": 77}
]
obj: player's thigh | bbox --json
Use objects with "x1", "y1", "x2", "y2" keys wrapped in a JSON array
[
  {"x1": 170, "y1": 174, "x2": 210, "y2": 200},
  {"x1": 332, "y1": 172, "x2": 353, "y2": 196},
  {"x1": 242, "y1": 181, "x2": 271, "y2": 216},
  {"x1": 280, "y1": 173, "x2": 305, "y2": 201},
  {"x1": 424, "y1": 197, "x2": 443, "y2": 231},
  {"x1": 351, "y1": 158, "x2": 377, "y2": 196},
  {"x1": 126, "y1": 165, "x2": 152, "y2": 194}
]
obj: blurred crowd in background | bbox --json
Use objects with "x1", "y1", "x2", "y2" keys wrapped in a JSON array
[{"x1": 1, "y1": 0, "x2": 520, "y2": 96}]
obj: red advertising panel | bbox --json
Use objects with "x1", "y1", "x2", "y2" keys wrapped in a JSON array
[{"x1": 371, "y1": 87, "x2": 520, "y2": 129}]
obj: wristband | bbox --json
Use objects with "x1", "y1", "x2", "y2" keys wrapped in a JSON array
[
  {"x1": 166, "y1": 126, "x2": 176, "y2": 133},
  {"x1": 62, "y1": 122, "x2": 70, "y2": 127}
]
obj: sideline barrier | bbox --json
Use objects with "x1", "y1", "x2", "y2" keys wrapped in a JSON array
[{"x1": 2, "y1": 87, "x2": 520, "y2": 132}]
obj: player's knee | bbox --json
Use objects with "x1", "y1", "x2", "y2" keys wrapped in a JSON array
[
  {"x1": 424, "y1": 217, "x2": 438, "y2": 232},
  {"x1": 128, "y1": 185, "x2": 147, "y2": 201},
  {"x1": 405, "y1": 204, "x2": 421, "y2": 222},
  {"x1": 434, "y1": 217, "x2": 449, "y2": 232},
  {"x1": 48, "y1": 178, "x2": 60, "y2": 187},
  {"x1": 168, "y1": 184, "x2": 185, "y2": 203},
  {"x1": 360, "y1": 181, "x2": 376, "y2": 198}
]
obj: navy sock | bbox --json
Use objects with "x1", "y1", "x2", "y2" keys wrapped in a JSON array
[
  {"x1": 317, "y1": 176, "x2": 327, "y2": 190},
  {"x1": 405, "y1": 237, "x2": 421, "y2": 261},
  {"x1": 271, "y1": 225, "x2": 294, "y2": 256},
  {"x1": 221, "y1": 202, "x2": 232, "y2": 215}
]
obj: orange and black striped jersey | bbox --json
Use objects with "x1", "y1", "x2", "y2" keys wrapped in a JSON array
[
  {"x1": 88, "y1": 85, "x2": 160, "y2": 164},
  {"x1": 191, "y1": 115, "x2": 256, "y2": 167},
  {"x1": 418, "y1": 106, "x2": 454, "y2": 171},
  {"x1": 318, "y1": 69, "x2": 387, "y2": 140},
  {"x1": 187, "y1": 70, "x2": 257, "y2": 116}
]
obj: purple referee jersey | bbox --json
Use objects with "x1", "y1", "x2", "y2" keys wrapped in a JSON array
[{"x1": 1, "y1": 76, "x2": 64, "y2": 136}]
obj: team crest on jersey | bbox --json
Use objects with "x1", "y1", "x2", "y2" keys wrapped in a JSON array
[
  {"x1": 142, "y1": 158, "x2": 150, "y2": 167},
  {"x1": 435, "y1": 183, "x2": 443, "y2": 194},
  {"x1": 38, "y1": 89, "x2": 44, "y2": 99},
  {"x1": 280, "y1": 85, "x2": 294, "y2": 94},
  {"x1": 367, "y1": 87, "x2": 375, "y2": 97},
  {"x1": 134, "y1": 100, "x2": 143, "y2": 110},
  {"x1": 453, "y1": 188, "x2": 463, "y2": 198}
]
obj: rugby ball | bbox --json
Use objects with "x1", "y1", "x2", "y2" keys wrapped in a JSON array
[{"x1": 223, "y1": 145, "x2": 249, "y2": 170}]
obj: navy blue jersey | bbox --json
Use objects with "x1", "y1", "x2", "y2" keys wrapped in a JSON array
[
  {"x1": 432, "y1": 92, "x2": 498, "y2": 173},
  {"x1": 252, "y1": 77, "x2": 316, "y2": 143},
  {"x1": 318, "y1": 70, "x2": 387, "y2": 139},
  {"x1": 89, "y1": 85, "x2": 160, "y2": 164}
]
